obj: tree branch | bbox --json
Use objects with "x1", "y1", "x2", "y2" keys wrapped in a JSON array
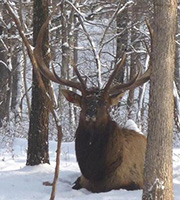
[{"x1": 4, "y1": 2, "x2": 62, "y2": 200}]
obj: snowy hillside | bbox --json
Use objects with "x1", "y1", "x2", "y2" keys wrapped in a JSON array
[{"x1": 0, "y1": 138, "x2": 180, "y2": 200}]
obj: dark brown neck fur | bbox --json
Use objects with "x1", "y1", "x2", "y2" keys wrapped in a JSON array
[{"x1": 75, "y1": 120, "x2": 119, "y2": 181}]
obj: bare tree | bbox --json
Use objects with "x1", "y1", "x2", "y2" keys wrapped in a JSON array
[
  {"x1": 174, "y1": 1, "x2": 180, "y2": 132},
  {"x1": 0, "y1": 61, "x2": 10, "y2": 127},
  {"x1": 0, "y1": 5, "x2": 11, "y2": 127},
  {"x1": 26, "y1": 0, "x2": 50, "y2": 165},
  {"x1": 0, "y1": 5, "x2": 10, "y2": 127},
  {"x1": 142, "y1": 0, "x2": 177, "y2": 199}
]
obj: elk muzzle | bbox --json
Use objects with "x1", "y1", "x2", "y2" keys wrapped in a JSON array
[{"x1": 85, "y1": 106, "x2": 97, "y2": 122}]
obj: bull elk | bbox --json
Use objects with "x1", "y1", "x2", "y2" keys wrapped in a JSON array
[{"x1": 34, "y1": 18, "x2": 150, "y2": 193}]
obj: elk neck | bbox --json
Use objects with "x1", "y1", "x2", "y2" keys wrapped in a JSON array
[{"x1": 75, "y1": 117, "x2": 118, "y2": 181}]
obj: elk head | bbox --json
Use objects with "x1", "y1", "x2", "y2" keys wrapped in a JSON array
[
  {"x1": 61, "y1": 55, "x2": 150, "y2": 129},
  {"x1": 35, "y1": 36, "x2": 149, "y2": 129},
  {"x1": 34, "y1": 15, "x2": 150, "y2": 128}
]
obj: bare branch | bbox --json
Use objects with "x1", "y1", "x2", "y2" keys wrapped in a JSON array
[
  {"x1": 98, "y1": 1, "x2": 134, "y2": 57},
  {"x1": 4, "y1": 1, "x2": 45, "y2": 90},
  {"x1": 76, "y1": 14, "x2": 102, "y2": 87},
  {"x1": 49, "y1": 113, "x2": 63, "y2": 200}
]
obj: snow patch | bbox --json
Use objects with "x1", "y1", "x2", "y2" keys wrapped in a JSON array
[
  {"x1": 124, "y1": 119, "x2": 143, "y2": 134},
  {"x1": 0, "y1": 139, "x2": 180, "y2": 199}
]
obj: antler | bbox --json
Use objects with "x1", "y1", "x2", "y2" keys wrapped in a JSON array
[
  {"x1": 103, "y1": 52, "x2": 150, "y2": 96},
  {"x1": 109, "y1": 63, "x2": 150, "y2": 96},
  {"x1": 34, "y1": 14, "x2": 86, "y2": 93},
  {"x1": 103, "y1": 52, "x2": 126, "y2": 92}
]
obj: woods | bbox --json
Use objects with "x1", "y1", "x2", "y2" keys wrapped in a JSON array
[
  {"x1": 0, "y1": 0, "x2": 179, "y2": 199},
  {"x1": 0, "y1": 0, "x2": 154, "y2": 140}
]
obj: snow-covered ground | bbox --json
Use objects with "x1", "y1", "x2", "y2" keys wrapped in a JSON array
[{"x1": 0, "y1": 138, "x2": 180, "y2": 200}]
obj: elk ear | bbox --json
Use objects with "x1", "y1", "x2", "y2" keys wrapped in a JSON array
[
  {"x1": 61, "y1": 89, "x2": 82, "y2": 106},
  {"x1": 109, "y1": 93, "x2": 124, "y2": 106}
]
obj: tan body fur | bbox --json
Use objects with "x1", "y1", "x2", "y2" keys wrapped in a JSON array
[{"x1": 73, "y1": 122, "x2": 147, "y2": 193}]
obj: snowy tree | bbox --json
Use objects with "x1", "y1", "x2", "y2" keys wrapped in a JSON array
[
  {"x1": 0, "y1": 3, "x2": 11, "y2": 127},
  {"x1": 142, "y1": 0, "x2": 177, "y2": 199},
  {"x1": 26, "y1": 0, "x2": 50, "y2": 165}
]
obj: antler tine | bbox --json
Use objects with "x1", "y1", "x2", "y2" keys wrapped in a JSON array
[
  {"x1": 109, "y1": 61, "x2": 150, "y2": 96},
  {"x1": 71, "y1": 62, "x2": 87, "y2": 93},
  {"x1": 109, "y1": 20, "x2": 152, "y2": 96},
  {"x1": 104, "y1": 53, "x2": 126, "y2": 92},
  {"x1": 34, "y1": 13, "x2": 83, "y2": 92},
  {"x1": 52, "y1": 66, "x2": 83, "y2": 91}
]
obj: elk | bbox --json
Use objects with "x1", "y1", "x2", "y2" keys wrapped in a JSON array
[{"x1": 34, "y1": 18, "x2": 150, "y2": 193}]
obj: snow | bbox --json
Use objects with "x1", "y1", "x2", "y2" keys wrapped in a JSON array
[
  {"x1": 124, "y1": 119, "x2": 143, "y2": 134},
  {"x1": 0, "y1": 138, "x2": 180, "y2": 200}
]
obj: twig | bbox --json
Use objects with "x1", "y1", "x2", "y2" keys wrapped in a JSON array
[
  {"x1": 49, "y1": 111, "x2": 63, "y2": 200},
  {"x1": 145, "y1": 18, "x2": 153, "y2": 49},
  {"x1": 76, "y1": 14, "x2": 101, "y2": 87},
  {"x1": 98, "y1": 1, "x2": 134, "y2": 56},
  {"x1": 19, "y1": 86, "x2": 32, "y2": 111}
]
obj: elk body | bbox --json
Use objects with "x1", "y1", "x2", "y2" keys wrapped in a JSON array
[
  {"x1": 62, "y1": 88, "x2": 147, "y2": 192},
  {"x1": 34, "y1": 20, "x2": 150, "y2": 193}
]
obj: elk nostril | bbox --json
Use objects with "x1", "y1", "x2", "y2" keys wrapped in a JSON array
[
  {"x1": 85, "y1": 115, "x2": 90, "y2": 122},
  {"x1": 85, "y1": 115, "x2": 96, "y2": 122},
  {"x1": 91, "y1": 116, "x2": 96, "y2": 122}
]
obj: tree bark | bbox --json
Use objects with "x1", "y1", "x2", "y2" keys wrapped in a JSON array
[
  {"x1": 27, "y1": 0, "x2": 50, "y2": 165},
  {"x1": 11, "y1": 54, "x2": 19, "y2": 113},
  {"x1": 58, "y1": 1, "x2": 69, "y2": 117},
  {"x1": 142, "y1": 1, "x2": 177, "y2": 200},
  {"x1": 115, "y1": 0, "x2": 128, "y2": 83},
  {"x1": 0, "y1": 5, "x2": 11, "y2": 127},
  {"x1": 0, "y1": 62, "x2": 10, "y2": 127}
]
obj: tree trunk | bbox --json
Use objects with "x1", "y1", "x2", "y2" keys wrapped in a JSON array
[
  {"x1": 58, "y1": 1, "x2": 69, "y2": 110},
  {"x1": 0, "y1": 62, "x2": 10, "y2": 127},
  {"x1": 115, "y1": 0, "x2": 128, "y2": 83},
  {"x1": 142, "y1": 1, "x2": 177, "y2": 199},
  {"x1": 0, "y1": 5, "x2": 11, "y2": 127},
  {"x1": 19, "y1": 0, "x2": 31, "y2": 117},
  {"x1": 11, "y1": 54, "x2": 19, "y2": 113},
  {"x1": 175, "y1": 1, "x2": 180, "y2": 91},
  {"x1": 27, "y1": 0, "x2": 50, "y2": 165}
]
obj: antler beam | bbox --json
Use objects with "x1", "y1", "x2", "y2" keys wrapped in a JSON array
[
  {"x1": 103, "y1": 52, "x2": 126, "y2": 92},
  {"x1": 109, "y1": 67, "x2": 150, "y2": 96},
  {"x1": 34, "y1": 13, "x2": 86, "y2": 93}
]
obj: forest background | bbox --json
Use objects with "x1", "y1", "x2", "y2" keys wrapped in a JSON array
[
  {"x1": 1, "y1": 0, "x2": 180, "y2": 146},
  {"x1": 0, "y1": 0, "x2": 180, "y2": 200}
]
